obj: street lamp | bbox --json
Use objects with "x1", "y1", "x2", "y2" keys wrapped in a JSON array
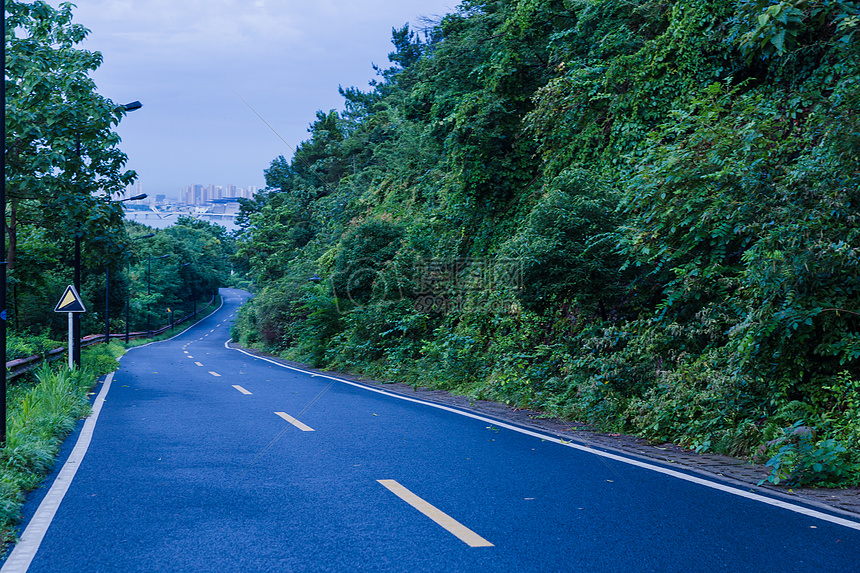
[
  {"x1": 72, "y1": 101, "x2": 142, "y2": 365},
  {"x1": 105, "y1": 195, "x2": 149, "y2": 343},
  {"x1": 147, "y1": 254, "x2": 170, "y2": 336},
  {"x1": 125, "y1": 233, "x2": 155, "y2": 342},
  {"x1": 181, "y1": 262, "x2": 198, "y2": 319}
]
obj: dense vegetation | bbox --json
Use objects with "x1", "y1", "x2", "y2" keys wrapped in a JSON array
[{"x1": 233, "y1": 0, "x2": 860, "y2": 486}]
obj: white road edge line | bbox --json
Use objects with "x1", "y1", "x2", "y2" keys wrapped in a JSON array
[
  {"x1": 378, "y1": 480, "x2": 493, "y2": 547},
  {"x1": 1, "y1": 293, "x2": 239, "y2": 571},
  {"x1": 1, "y1": 371, "x2": 117, "y2": 573},
  {"x1": 226, "y1": 340, "x2": 860, "y2": 532}
]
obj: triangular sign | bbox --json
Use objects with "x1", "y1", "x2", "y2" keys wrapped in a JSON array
[{"x1": 54, "y1": 285, "x2": 87, "y2": 313}]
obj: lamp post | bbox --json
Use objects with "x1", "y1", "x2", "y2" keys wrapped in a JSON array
[
  {"x1": 125, "y1": 233, "x2": 155, "y2": 342},
  {"x1": 1, "y1": 20, "x2": 7, "y2": 445},
  {"x1": 105, "y1": 195, "x2": 148, "y2": 344},
  {"x1": 147, "y1": 254, "x2": 170, "y2": 337},
  {"x1": 71, "y1": 101, "x2": 142, "y2": 365},
  {"x1": 182, "y1": 262, "x2": 197, "y2": 319}
]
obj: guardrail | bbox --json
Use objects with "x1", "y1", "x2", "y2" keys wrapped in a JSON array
[{"x1": 5, "y1": 296, "x2": 217, "y2": 381}]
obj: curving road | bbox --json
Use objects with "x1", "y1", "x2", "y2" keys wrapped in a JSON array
[{"x1": 2, "y1": 288, "x2": 858, "y2": 572}]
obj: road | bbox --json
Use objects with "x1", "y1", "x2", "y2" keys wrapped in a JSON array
[{"x1": 2, "y1": 288, "x2": 858, "y2": 572}]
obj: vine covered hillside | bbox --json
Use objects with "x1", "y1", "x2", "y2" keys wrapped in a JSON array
[{"x1": 233, "y1": 0, "x2": 860, "y2": 486}]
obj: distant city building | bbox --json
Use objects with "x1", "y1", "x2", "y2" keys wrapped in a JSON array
[
  {"x1": 136, "y1": 182, "x2": 259, "y2": 207},
  {"x1": 126, "y1": 181, "x2": 145, "y2": 202}
]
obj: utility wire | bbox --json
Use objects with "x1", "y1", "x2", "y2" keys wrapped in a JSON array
[
  {"x1": 241, "y1": 378, "x2": 336, "y2": 473},
  {"x1": 232, "y1": 89, "x2": 332, "y2": 192}
]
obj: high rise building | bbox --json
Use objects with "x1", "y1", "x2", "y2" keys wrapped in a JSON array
[{"x1": 179, "y1": 183, "x2": 258, "y2": 205}]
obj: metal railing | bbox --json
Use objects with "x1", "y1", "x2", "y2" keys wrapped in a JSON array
[{"x1": 5, "y1": 296, "x2": 216, "y2": 380}]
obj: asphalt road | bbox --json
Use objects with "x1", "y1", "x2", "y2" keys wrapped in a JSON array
[{"x1": 3, "y1": 288, "x2": 859, "y2": 572}]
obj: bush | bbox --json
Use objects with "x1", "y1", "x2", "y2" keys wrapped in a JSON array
[
  {"x1": 5, "y1": 332, "x2": 61, "y2": 362},
  {"x1": 757, "y1": 422, "x2": 852, "y2": 487}
]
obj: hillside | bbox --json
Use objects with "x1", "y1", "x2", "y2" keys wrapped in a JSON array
[{"x1": 232, "y1": 0, "x2": 860, "y2": 486}]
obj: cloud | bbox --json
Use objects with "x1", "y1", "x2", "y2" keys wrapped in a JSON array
[
  {"x1": 59, "y1": 0, "x2": 455, "y2": 194},
  {"x1": 75, "y1": 0, "x2": 304, "y2": 59}
]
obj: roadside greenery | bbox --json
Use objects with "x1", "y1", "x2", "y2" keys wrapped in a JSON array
[
  {"x1": 233, "y1": 0, "x2": 860, "y2": 486},
  {"x1": 0, "y1": 344, "x2": 123, "y2": 545}
]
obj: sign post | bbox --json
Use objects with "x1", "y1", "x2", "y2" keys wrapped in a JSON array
[{"x1": 54, "y1": 285, "x2": 86, "y2": 369}]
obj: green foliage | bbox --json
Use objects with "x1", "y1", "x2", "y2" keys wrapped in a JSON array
[
  {"x1": 331, "y1": 218, "x2": 404, "y2": 305},
  {"x1": 499, "y1": 168, "x2": 624, "y2": 315},
  {"x1": 232, "y1": 0, "x2": 860, "y2": 487},
  {"x1": 6, "y1": 0, "x2": 137, "y2": 271},
  {"x1": 5, "y1": 332, "x2": 61, "y2": 361},
  {"x1": 0, "y1": 345, "x2": 121, "y2": 543},
  {"x1": 733, "y1": 0, "x2": 860, "y2": 60},
  {"x1": 757, "y1": 422, "x2": 851, "y2": 486}
]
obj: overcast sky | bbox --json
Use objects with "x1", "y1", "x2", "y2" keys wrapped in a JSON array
[{"x1": 68, "y1": 0, "x2": 456, "y2": 199}]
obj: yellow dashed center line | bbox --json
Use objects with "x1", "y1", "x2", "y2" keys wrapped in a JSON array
[
  {"x1": 232, "y1": 385, "x2": 252, "y2": 395},
  {"x1": 377, "y1": 480, "x2": 493, "y2": 548},
  {"x1": 275, "y1": 412, "x2": 314, "y2": 432}
]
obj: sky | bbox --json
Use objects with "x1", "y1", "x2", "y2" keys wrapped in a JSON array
[{"x1": 67, "y1": 0, "x2": 457, "y2": 200}]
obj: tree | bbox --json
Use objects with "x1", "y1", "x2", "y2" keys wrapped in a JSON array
[{"x1": 5, "y1": 0, "x2": 137, "y2": 274}]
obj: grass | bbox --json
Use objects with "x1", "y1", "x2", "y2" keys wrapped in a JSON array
[
  {"x1": 0, "y1": 295, "x2": 224, "y2": 550},
  {"x1": 0, "y1": 343, "x2": 123, "y2": 550}
]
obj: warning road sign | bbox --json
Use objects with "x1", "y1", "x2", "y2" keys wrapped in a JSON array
[{"x1": 54, "y1": 285, "x2": 87, "y2": 313}]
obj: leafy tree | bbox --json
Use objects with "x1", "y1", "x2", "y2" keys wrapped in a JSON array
[{"x1": 6, "y1": 0, "x2": 138, "y2": 272}]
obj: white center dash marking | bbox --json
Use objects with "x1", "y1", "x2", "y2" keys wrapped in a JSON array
[
  {"x1": 194, "y1": 362, "x2": 203, "y2": 366},
  {"x1": 209, "y1": 371, "x2": 221, "y2": 377},
  {"x1": 232, "y1": 385, "x2": 252, "y2": 395},
  {"x1": 275, "y1": 412, "x2": 314, "y2": 432},
  {"x1": 377, "y1": 480, "x2": 493, "y2": 547}
]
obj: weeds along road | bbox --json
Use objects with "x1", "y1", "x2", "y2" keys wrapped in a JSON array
[{"x1": 3, "y1": 288, "x2": 859, "y2": 572}]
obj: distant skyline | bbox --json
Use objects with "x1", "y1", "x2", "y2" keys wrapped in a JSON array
[
  {"x1": 125, "y1": 181, "x2": 258, "y2": 204},
  {"x1": 69, "y1": 1, "x2": 456, "y2": 198}
]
